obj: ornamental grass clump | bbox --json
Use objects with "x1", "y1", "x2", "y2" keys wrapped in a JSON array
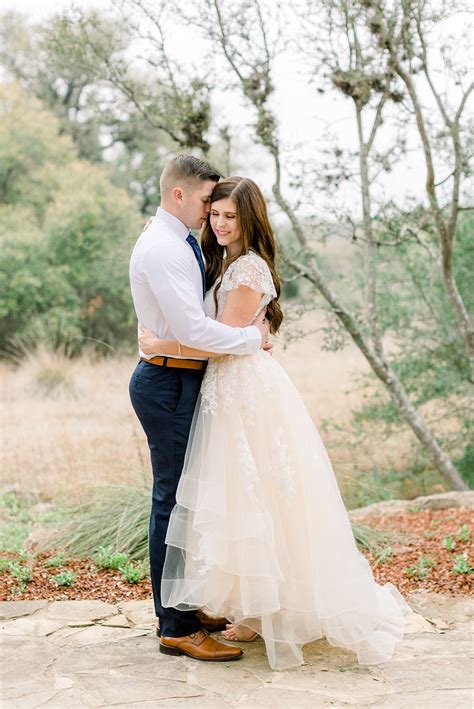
[{"x1": 39, "y1": 485, "x2": 150, "y2": 561}]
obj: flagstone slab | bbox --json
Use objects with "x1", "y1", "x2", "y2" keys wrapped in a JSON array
[
  {"x1": 118, "y1": 599, "x2": 156, "y2": 628},
  {"x1": 37, "y1": 599, "x2": 117, "y2": 622},
  {"x1": 47, "y1": 623, "x2": 149, "y2": 647},
  {"x1": 0, "y1": 600, "x2": 48, "y2": 621},
  {"x1": 1, "y1": 635, "x2": 58, "y2": 688},
  {"x1": 99, "y1": 613, "x2": 132, "y2": 628}
]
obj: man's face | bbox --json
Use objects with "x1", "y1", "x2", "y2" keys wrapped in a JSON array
[{"x1": 180, "y1": 180, "x2": 216, "y2": 231}]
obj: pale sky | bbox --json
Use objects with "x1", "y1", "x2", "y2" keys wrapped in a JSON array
[{"x1": 3, "y1": 0, "x2": 471, "y2": 220}]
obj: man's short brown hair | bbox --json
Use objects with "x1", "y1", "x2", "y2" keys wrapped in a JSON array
[{"x1": 160, "y1": 155, "x2": 221, "y2": 196}]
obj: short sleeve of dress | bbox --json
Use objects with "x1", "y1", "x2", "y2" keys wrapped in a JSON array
[{"x1": 222, "y1": 253, "x2": 277, "y2": 299}]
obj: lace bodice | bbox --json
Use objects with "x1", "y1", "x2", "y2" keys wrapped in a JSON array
[{"x1": 204, "y1": 251, "x2": 277, "y2": 322}]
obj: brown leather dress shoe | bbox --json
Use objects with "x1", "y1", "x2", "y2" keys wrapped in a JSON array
[
  {"x1": 160, "y1": 629, "x2": 243, "y2": 661},
  {"x1": 156, "y1": 609, "x2": 229, "y2": 637},
  {"x1": 196, "y1": 609, "x2": 229, "y2": 633}
]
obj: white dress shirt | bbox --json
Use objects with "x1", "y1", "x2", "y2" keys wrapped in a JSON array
[{"x1": 129, "y1": 207, "x2": 262, "y2": 359}]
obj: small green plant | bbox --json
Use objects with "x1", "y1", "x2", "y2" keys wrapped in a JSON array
[
  {"x1": 0, "y1": 559, "x2": 11, "y2": 574},
  {"x1": 442, "y1": 536, "x2": 456, "y2": 552},
  {"x1": 8, "y1": 561, "x2": 32, "y2": 583},
  {"x1": 451, "y1": 552, "x2": 472, "y2": 575},
  {"x1": 457, "y1": 525, "x2": 471, "y2": 543},
  {"x1": 93, "y1": 545, "x2": 129, "y2": 570},
  {"x1": 44, "y1": 552, "x2": 66, "y2": 568},
  {"x1": 406, "y1": 557, "x2": 437, "y2": 580},
  {"x1": 51, "y1": 570, "x2": 77, "y2": 586},
  {"x1": 119, "y1": 561, "x2": 148, "y2": 584},
  {"x1": 408, "y1": 504, "x2": 421, "y2": 513},
  {"x1": 8, "y1": 561, "x2": 33, "y2": 593}
]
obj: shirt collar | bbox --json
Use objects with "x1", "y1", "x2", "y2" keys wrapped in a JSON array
[{"x1": 155, "y1": 207, "x2": 190, "y2": 240}]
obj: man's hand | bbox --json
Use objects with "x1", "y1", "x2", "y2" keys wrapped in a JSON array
[{"x1": 139, "y1": 325, "x2": 161, "y2": 355}]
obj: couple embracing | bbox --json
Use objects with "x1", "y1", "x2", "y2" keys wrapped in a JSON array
[{"x1": 129, "y1": 154, "x2": 409, "y2": 671}]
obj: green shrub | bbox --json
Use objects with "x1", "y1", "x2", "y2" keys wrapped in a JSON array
[
  {"x1": 120, "y1": 560, "x2": 148, "y2": 584},
  {"x1": 51, "y1": 570, "x2": 76, "y2": 586},
  {"x1": 44, "y1": 552, "x2": 66, "y2": 568},
  {"x1": 0, "y1": 84, "x2": 142, "y2": 357},
  {"x1": 451, "y1": 552, "x2": 472, "y2": 575},
  {"x1": 93, "y1": 546, "x2": 129, "y2": 570},
  {"x1": 406, "y1": 557, "x2": 437, "y2": 580}
]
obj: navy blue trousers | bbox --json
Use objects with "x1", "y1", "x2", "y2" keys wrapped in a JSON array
[{"x1": 129, "y1": 360, "x2": 204, "y2": 638}]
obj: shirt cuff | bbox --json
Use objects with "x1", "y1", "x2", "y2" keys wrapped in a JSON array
[{"x1": 245, "y1": 325, "x2": 262, "y2": 354}]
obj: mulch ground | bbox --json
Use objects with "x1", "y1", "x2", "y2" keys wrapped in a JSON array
[
  {"x1": 367, "y1": 509, "x2": 473, "y2": 596},
  {"x1": 0, "y1": 509, "x2": 472, "y2": 603}
]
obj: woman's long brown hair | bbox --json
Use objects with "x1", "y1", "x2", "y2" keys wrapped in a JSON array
[{"x1": 200, "y1": 176, "x2": 283, "y2": 334}]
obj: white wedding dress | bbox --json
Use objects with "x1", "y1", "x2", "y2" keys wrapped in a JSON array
[{"x1": 161, "y1": 251, "x2": 410, "y2": 670}]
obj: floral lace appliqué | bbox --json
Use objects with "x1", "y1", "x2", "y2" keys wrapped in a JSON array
[{"x1": 218, "y1": 252, "x2": 277, "y2": 322}]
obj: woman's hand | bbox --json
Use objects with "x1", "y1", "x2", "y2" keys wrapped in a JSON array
[
  {"x1": 255, "y1": 307, "x2": 273, "y2": 355},
  {"x1": 139, "y1": 326, "x2": 163, "y2": 355}
]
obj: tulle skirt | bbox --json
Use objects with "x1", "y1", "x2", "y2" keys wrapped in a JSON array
[{"x1": 161, "y1": 351, "x2": 410, "y2": 670}]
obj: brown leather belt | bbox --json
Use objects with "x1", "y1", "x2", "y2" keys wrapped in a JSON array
[{"x1": 141, "y1": 355, "x2": 207, "y2": 371}]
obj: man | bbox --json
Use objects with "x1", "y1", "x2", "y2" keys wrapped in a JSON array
[{"x1": 129, "y1": 155, "x2": 269, "y2": 661}]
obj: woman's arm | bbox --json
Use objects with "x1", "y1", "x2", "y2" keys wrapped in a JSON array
[{"x1": 139, "y1": 328, "x2": 225, "y2": 358}]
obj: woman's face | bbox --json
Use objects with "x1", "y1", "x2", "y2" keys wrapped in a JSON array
[{"x1": 210, "y1": 197, "x2": 242, "y2": 256}]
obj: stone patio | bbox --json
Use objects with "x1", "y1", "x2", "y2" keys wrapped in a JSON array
[{"x1": 1, "y1": 593, "x2": 473, "y2": 708}]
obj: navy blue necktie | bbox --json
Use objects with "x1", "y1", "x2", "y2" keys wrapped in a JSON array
[{"x1": 186, "y1": 233, "x2": 206, "y2": 297}]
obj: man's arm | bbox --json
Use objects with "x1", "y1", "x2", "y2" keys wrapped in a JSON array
[{"x1": 143, "y1": 245, "x2": 265, "y2": 355}]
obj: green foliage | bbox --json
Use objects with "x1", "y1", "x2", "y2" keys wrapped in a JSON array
[
  {"x1": 340, "y1": 466, "x2": 444, "y2": 509},
  {"x1": 406, "y1": 556, "x2": 437, "y2": 580},
  {"x1": 120, "y1": 560, "x2": 148, "y2": 584},
  {"x1": 0, "y1": 83, "x2": 142, "y2": 355},
  {"x1": 8, "y1": 560, "x2": 33, "y2": 593},
  {"x1": 0, "y1": 492, "x2": 34, "y2": 552},
  {"x1": 454, "y1": 443, "x2": 474, "y2": 489},
  {"x1": 442, "y1": 536, "x2": 456, "y2": 552},
  {"x1": 93, "y1": 546, "x2": 129, "y2": 570},
  {"x1": 0, "y1": 10, "x2": 206, "y2": 213},
  {"x1": 457, "y1": 525, "x2": 471, "y2": 543},
  {"x1": 51, "y1": 570, "x2": 76, "y2": 586},
  {"x1": 451, "y1": 552, "x2": 472, "y2": 575},
  {"x1": 44, "y1": 552, "x2": 66, "y2": 568},
  {"x1": 346, "y1": 208, "x2": 473, "y2": 487}
]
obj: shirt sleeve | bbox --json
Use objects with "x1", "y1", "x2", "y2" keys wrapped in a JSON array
[{"x1": 142, "y1": 244, "x2": 261, "y2": 355}]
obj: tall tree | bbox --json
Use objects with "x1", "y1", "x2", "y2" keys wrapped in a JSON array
[{"x1": 177, "y1": 0, "x2": 470, "y2": 490}]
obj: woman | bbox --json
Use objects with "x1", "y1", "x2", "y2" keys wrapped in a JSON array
[{"x1": 139, "y1": 176, "x2": 410, "y2": 670}]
